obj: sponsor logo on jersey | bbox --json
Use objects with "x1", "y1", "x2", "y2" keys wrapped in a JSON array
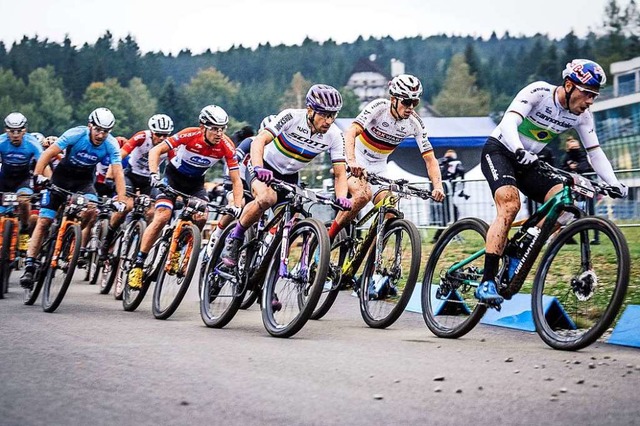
[
  {"x1": 297, "y1": 126, "x2": 309, "y2": 135},
  {"x1": 534, "y1": 111, "x2": 574, "y2": 129},
  {"x1": 187, "y1": 155, "x2": 212, "y2": 166},
  {"x1": 530, "y1": 86, "x2": 551, "y2": 93},
  {"x1": 76, "y1": 150, "x2": 99, "y2": 163},
  {"x1": 274, "y1": 113, "x2": 293, "y2": 132}
]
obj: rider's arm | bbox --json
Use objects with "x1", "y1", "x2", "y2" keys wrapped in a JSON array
[
  {"x1": 422, "y1": 151, "x2": 445, "y2": 193},
  {"x1": 575, "y1": 118, "x2": 620, "y2": 186},
  {"x1": 249, "y1": 130, "x2": 274, "y2": 168},
  {"x1": 496, "y1": 112, "x2": 525, "y2": 153},
  {"x1": 111, "y1": 164, "x2": 126, "y2": 200},
  {"x1": 34, "y1": 145, "x2": 63, "y2": 175},
  {"x1": 148, "y1": 142, "x2": 171, "y2": 174},
  {"x1": 344, "y1": 123, "x2": 363, "y2": 165},
  {"x1": 332, "y1": 163, "x2": 349, "y2": 199},
  {"x1": 228, "y1": 169, "x2": 244, "y2": 207}
]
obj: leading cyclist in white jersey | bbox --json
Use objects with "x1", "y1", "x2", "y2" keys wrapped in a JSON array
[
  {"x1": 476, "y1": 59, "x2": 628, "y2": 307},
  {"x1": 327, "y1": 74, "x2": 445, "y2": 240},
  {"x1": 220, "y1": 84, "x2": 351, "y2": 267}
]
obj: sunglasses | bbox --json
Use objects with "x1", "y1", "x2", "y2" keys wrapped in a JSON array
[
  {"x1": 153, "y1": 132, "x2": 170, "y2": 138},
  {"x1": 92, "y1": 125, "x2": 111, "y2": 134},
  {"x1": 574, "y1": 84, "x2": 599, "y2": 99},
  {"x1": 7, "y1": 128, "x2": 25, "y2": 134},
  {"x1": 203, "y1": 124, "x2": 226, "y2": 133},
  {"x1": 401, "y1": 99, "x2": 420, "y2": 107},
  {"x1": 317, "y1": 111, "x2": 338, "y2": 120}
]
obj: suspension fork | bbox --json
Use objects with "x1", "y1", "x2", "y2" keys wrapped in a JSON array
[
  {"x1": 51, "y1": 218, "x2": 73, "y2": 268},
  {"x1": 278, "y1": 213, "x2": 296, "y2": 278}
]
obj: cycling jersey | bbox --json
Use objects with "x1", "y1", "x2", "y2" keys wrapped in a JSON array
[
  {"x1": 0, "y1": 133, "x2": 42, "y2": 178},
  {"x1": 492, "y1": 81, "x2": 598, "y2": 153},
  {"x1": 165, "y1": 127, "x2": 238, "y2": 178},
  {"x1": 353, "y1": 99, "x2": 432, "y2": 165},
  {"x1": 262, "y1": 109, "x2": 345, "y2": 175},
  {"x1": 54, "y1": 126, "x2": 121, "y2": 179},
  {"x1": 122, "y1": 130, "x2": 166, "y2": 177}
]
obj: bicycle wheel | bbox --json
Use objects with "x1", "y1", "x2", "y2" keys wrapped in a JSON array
[
  {"x1": 261, "y1": 218, "x2": 329, "y2": 338},
  {"x1": 87, "y1": 218, "x2": 109, "y2": 285},
  {"x1": 23, "y1": 237, "x2": 53, "y2": 305},
  {"x1": 0, "y1": 220, "x2": 14, "y2": 298},
  {"x1": 238, "y1": 225, "x2": 262, "y2": 310},
  {"x1": 98, "y1": 231, "x2": 123, "y2": 295},
  {"x1": 359, "y1": 218, "x2": 421, "y2": 329},
  {"x1": 122, "y1": 220, "x2": 150, "y2": 312},
  {"x1": 152, "y1": 223, "x2": 201, "y2": 319},
  {"x1": 42, "y1": 223, "x2": 82, "y2": 313},
  {"x1": 311, "y1": 227, "x2": 349, "y2": 320},
  {"x1": 200, "y1": 223, "x2": 247, "y2": 328},
  {"x1": 532, "y1": 216, "x2": 630, "y2": 351},
  {"x1": 421, "y1": 217, "x2": 488, "y2": 338}
]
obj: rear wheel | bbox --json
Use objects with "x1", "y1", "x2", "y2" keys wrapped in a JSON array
[
  {"x1": 152, "y1": 223, "x2": 201, "y2": 319},
  {"x1": 421, "y1": 217, "x2": 488, "y2": 338},
  {"x1": 98, "y1": 230, "x2": 123, "y2": 295},
  {"x1": 310, "y1": 227, "x2": 349, "y2": 320},
  {"x1": 85, "y1": 219, "x2": 108, "y2": 283},
  {"x1": 0, "y1": 220, "x2": 14, "y2": 298},
  {"x1": 23, "y1": 235, "x2": 54, "y2": 306},
  {"x1": 532, "y1": 217, "x2": 630, "y2": 351},
  {"x1": 42, "y1": 224, "x2": 81, "y2": 313}
]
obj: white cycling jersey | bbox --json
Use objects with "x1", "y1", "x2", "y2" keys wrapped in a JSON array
[
  {"x1": 492, "y1": 81, "x2": 599, "y2": 153},
  {"x1": 353, "y1": 99, "x2": 433, "y2": 171},
  {"x1": 122, "y1": 130, "x2": 167, "y2": 177},
  {"x1": 262, "y1": 109, "x2": 345, "y2": 175}
]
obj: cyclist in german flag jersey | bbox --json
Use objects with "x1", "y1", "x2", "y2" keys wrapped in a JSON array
[
  {"x1": 127, "y1": 105, "x2": 244, "y2": 289},
  {"x1": 220, "y1": 84, "x2": 351, "y2": 267},
  {"x1": 326, "y1": 74, "x2": 445, "y2": 240},
  {"x1": 476, "y1": 59, "x2": 627, "y2": 306}
]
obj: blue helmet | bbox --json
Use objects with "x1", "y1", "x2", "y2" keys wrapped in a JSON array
[
  {"x1": 562, "y1": 59, "x2": 607, "y2": 88},
  {"x1": 305, "y1": 84, "x2": 343, "y2": 113}
]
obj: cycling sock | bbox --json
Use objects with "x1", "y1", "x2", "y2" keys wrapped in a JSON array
[
  {"x1": 482, "y1": 253, "x2": 501, "y2": 282},
  {"x1": 230, "y1": 222, "x2": 247, "y2": 240},
  {"x1": 212, "y1": 224, "x2": 224, "y2": 240},
  {"x1": 24, "y1": 257, "x2": 36, "y2": 271},
  {"x1": 328, "y1": 220, "x2": 341, "y2": 240}
]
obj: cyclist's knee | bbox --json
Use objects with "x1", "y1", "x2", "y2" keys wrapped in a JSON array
[
  {"x1": 151, "y1": 208, "x2": 172, "y2": 226},
  {"x1": 255, "y1": 191, "x2": 276, "y2": 211}
]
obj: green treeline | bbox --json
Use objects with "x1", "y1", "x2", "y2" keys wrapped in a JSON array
[{"x1": 0, "y1": 0, "x2": 638, "y2": 137}]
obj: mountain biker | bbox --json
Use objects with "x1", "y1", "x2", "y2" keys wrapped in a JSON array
[
  {"x1": 220, "y1": 84, "x2": 351, "y2": 267},
  {"x1": 326, "y1": 74, "x2": 445, "y2": 240},
  {"x1": 477, "y1": 59, "x2": 627, "y2": 307}
]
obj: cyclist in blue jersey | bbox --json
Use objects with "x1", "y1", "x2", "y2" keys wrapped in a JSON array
[
  {"x1": 20, "y1": 108, "x2": 127, "y2": 289},
  {"x1": 0, "y1": 112, "x2": 49, "y2": 253}
]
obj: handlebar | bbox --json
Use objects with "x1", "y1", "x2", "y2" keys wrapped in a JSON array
[
  {"x1": 536, "y1": 161, "x2": 622, "y2": 199},
  {"x1": 269, "y1": 178, "x2": 351, "y2": 211},
  {"x1": 365, "y1": 173, "x2": 433, "y2": 201}
]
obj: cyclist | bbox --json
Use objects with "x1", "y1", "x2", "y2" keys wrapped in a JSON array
[
  {"x1": 477, "y1": 59, "x2": 627, "y2": 307},
  {"x1": 19, "y1": 107, "x2": 127, "y2": 289},
  {"x1": 126, "y1": 105, "x2": 244, "y2": 289},
  {"x1": 220, "y1": 84, "x2": 351, "y2": 267},
  {"x1": 0, "y1": 112, "x2": 47, "y2": 253},
  {"x1": 103, "y1": 114, "x2": 174, "y2": 247},
  {"x1": 326, "y1": 74, "x2": 445, "y2": 240}
]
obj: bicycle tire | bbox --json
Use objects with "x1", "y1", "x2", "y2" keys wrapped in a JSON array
[
  {"x1": 310, "y1": 226, "x2": 349, "y2": 320},
  {"x1": 238, "y1": 225, "x2": 261, "y2": 310},
  {"x1": 152, "y1": 222, "x2": 201, "y2": 319},
  {"x1": 421, "y1": 217, "x2": 488, "y2": 338},
  {"x1": 261, "y1": 218, "x2": 329, "y2": 338},
  {"x1": 88, "y1": 218, "x2": 109, "y2": 284},
  {"x1": 359, "y1": 218, "x2": 421, "y2": 329},
  {"x1": 122, "y1": 220, "x2": 150, "y2": 312},
  {"x1": 200, "y1": 223, "x2": 245, "y2": 328},
  {"x1": 0, "y1": 220, "x2": 14, "y2": 298},
  {"x1": 98, "y1": 230, "x2": 124, "y2": 295},
  {"x1": 532, "y1": 216, "x2": 630, "y2": 351},
  {"x1": 23, "y1": 236, "x2": 54, "y2": 306},
  {"x1": 42, "y1": 223, "x2": 81, "y2": 313}
]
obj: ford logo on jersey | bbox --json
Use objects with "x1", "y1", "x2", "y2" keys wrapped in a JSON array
[{"x1": 188, "y1": 155, "x2": 211, "y2": 166}]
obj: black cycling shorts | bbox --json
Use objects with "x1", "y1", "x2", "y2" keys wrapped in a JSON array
[
  {"x1": 480, "y1": 137, "x2": 562, "y2": 203},
  {"x1": 154, "y1": 165, "x2": 208, "y2": 210},
  {"x1": 125, "y1": 171, "x2": 152, "y2": 196},
  {"x1": 40, "y1": 171, "x2": 97, "y2": 219}
]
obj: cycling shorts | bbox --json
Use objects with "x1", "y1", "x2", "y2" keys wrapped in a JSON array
[
  {"x1": 0, "y1": 174, "x2": 33, "y2": 195},
  {"x1": 125, "y1": 171, "x2": 152, "y2": 196},
  {"x1": 40, "y1": 174, "x2": 97, "y2": 220},
  {"x1": 154, "y1": 165, "x2": 208, "y2": 211}
]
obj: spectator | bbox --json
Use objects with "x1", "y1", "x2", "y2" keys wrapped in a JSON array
[{"x1": 432, "y1": 149, "x2": 467, "y2": 242}]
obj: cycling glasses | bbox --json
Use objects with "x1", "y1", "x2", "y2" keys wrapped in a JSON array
[
  {"x1": 6, "y1": 128, "x2": 25, "y2": 134},
  {"x1": 92, "y1": 125, "x2": 112, "y2": 134},
  {"x1": 574, "y1": 84, "x2": 599, "y2": 99},
  {"x1": 203, "y1": 124, "x2": 227, "y2": 133},
  {"x1": 401, "y1": 99, "x2": 420, "y2": 107}
]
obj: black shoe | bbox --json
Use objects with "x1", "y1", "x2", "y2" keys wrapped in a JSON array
[
  {"x1": 20, "y1": 270, "x2": 34, "y2": 290},
  {"x1": 590, "y1": 239, "x2": 600, "y2": 245},
  {"x1": 220, "y1": 237, "x2": 242, "y2": 268}
]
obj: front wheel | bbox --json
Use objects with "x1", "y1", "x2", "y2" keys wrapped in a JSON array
[
  {"x1": 261, "y1": 218, "x2": 329, "y2": 338},
  {"x1": 23, "y1": 236, "x2": 54, "y2": 306},
  {"x1": 122, "y1": 220, "x2": 150, "y2": 312},
  {"x1": 98, "y1": 230, "x2": 124, "y2": 295},
  {"x1": 86, "y1": 218, "x2": 108, "y2": 284},
  {"x1": 42, "y1": 223, "x2": 82, "y2": 313},
  {"x1": 152, "y1": 223, "x2": 201, "y2": 320},
  {"x1": 359, "y1": 218, "x2": 421, "y2": 329},
  {"x1": 0, "y1": 220, "x2": 15, "y2": 298},
  {"x1": 421, "y1": 217, "x2": 488, "y2": 338},
  {"x1": 532, "y1": 216, "x2": 630, "y2": 351}
]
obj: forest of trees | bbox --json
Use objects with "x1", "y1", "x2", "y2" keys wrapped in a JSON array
[{"x1": 0, "y1": 0, "x2": 639, "y2": 137}]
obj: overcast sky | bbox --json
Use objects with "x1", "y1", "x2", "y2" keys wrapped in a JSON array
[{"x1": 0, "y1": 0, "x2": 613, "y2": 55}]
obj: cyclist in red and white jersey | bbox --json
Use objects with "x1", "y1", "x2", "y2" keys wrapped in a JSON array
[
  {"x1": 476, "y1": 59, "x2": 627, "y2": 307},
  {"x1": 127, "y1": 105, "x2": 244, "y2": 289},
  {"x1": 326, "y1": 74, "x2": 445, "y2": 240}
]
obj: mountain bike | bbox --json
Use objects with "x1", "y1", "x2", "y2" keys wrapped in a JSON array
[
  {"x1": 314, "y1": 173, "x2": 430, "y2": 329},
  {"x1": 0, "y1": 192, "x2": 20, "y2": 298},
  {"x1": 421, "y1": 161, "x2": 630, "y2": 350},
  {"x1": 83, "y1": 196, "x2": 113, "y2": 284},
  {"x1": 200, "y1": 178, "x2": 342, "y2": 338}
]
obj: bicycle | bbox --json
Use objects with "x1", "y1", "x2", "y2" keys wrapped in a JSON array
[
  {"x1": 122, "y1": 185, "x2": 204, "y2": 319},
  {"x1": 98, "y1": 192, "x2": 152, "y2": 297},
  {"x1": 200, "y1": 178, "x2": 341, "y2": 338},
  {"x1": 0, "y1": 192, "x2": 20, "y2": 298},
  {"x1": 421, "y1": 161, "x2": 630, "y2": 350},
  {"x1": 314, "y1": 173, "x2": 430, "y2": 329},
  {"x1": 83, "y1": 196, "x2": 113, "y2": 285}
]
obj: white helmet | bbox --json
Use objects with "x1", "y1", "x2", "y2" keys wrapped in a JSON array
[
  {"x1": 4, "y1": 112, "x2": 27, "y2": 129},
  {"x1": 259, "y1": 115, "x2": 276, "y2": 131},
  {"x1": 31, "y1": 132, "x2": 45, "y2": 143},
  {"x1": 199, "y1": 105, "x2": 229, "y2": 127},
  {"x1": 88, "y1": 107, "x2": 116, "y2": 130},
  {"x1": 389, "y1": 74, "x2": 423, "y2": 100},
  {"x1": 148, "y1": 114, "x2": 174, "y2": 134},
  {"x1": 43, "y1": 135, "x2": 58, "y2": 148}
]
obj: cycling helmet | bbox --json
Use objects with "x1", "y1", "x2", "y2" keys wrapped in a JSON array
[
  {"x1": 43, "y1": 135, "x2": 58, "y2": 148},
  {"x1": 31, "y1": 132, "x2": 45, "y2": 144},
  {"x1": 305, "y1": 84, "x2": 343, "y2": 113},
  {"x1": 88, "y1": 107, "x2": 116, "y2": 130},
  {"x1": 4, "y1": 112, "x2": 27, "y2": 129},
  {"x1": 148, "y1": 114, "x2": 174, "y2": 134},
  {"x1": 562, "y1": 59, "x2": 607, "y2": 88},
  {"x1": 389, "y1": 74, "x2": 423, "y2": 99},
  {"x1": 199, "y1": 105, "x2": 229, "y2": 127},
  {"x1": 259, "y1": 115, "x2": 276, "y2": 131}
]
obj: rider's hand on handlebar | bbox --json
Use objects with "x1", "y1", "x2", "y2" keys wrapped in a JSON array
[
  {"x1": 515, "y1": 148, "x2": 538, "y2": 168},
  {"x1": 112, "y1": 200, "x2": 126, "y2": 213},
  {"x1": 33, "y1": 175, "x2": 50, "y2": 190},
  {"x1": 253, "y1": 166, "x2": 273, "y2": 184},
  {"x1": 347, "y1": 161, "x2": 365, "y2": 178},
  {"x1": 609, "y1": 182, "x2": 628, "y2": 199},
  {"x1": 150, "y1": 173, "x2": 163, "y2": 188},
  {"x1": 229, "y1": 205, "x2": 242, "y2": 219},
  {"x1": 431, "y1": 187, "x2": 446, "y2": 202},
  {"x1": 335, "y1": 197, "x2": 352, "y2": 211}
]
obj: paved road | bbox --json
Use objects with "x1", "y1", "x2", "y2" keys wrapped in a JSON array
[{"x1": 1, "y1": 272, "x2": 639, "y2": 426}]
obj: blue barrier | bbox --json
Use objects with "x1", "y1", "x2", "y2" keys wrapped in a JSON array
[
  {"x1": 608, "y1": 305, "x2": 640, "y2": 348},
  {"x1": 480, "y1": 293, "x2": 575, "y2": 332},
  {"x1": 405, "y1": 285, "x2": 471, "y2": 315}
]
